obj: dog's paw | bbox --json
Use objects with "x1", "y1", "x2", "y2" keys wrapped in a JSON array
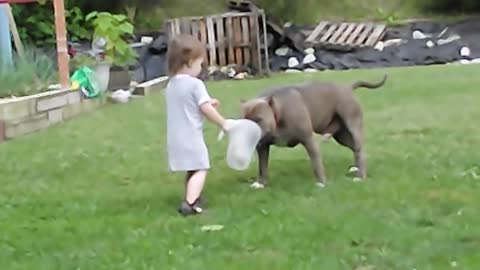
[
  {"x1": 352, "y1": 177, "x2": 363, "y2": 182},
  {"x1": 321, "y1": 133, "x2": 332, "y2": 142},
  {"x1": 250, "y1": 182, "x2": 265, "y2": 189},
  {"x1": 348, "y1": 166, "x2": 360, "y2": 174},
  {"x1": 316, "y1": 182, "x2": 326, "y2": 188}
]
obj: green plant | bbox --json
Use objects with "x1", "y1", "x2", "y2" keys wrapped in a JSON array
[
  {"x1": 0, "y1": 48, "x2": 57, "y2": 98},
  {"x1": 86, "y1": 11, "x2": 137, "y2": 66},
  {"x1": 11, "y1": 0, "x2": 91, "y2": 47}
]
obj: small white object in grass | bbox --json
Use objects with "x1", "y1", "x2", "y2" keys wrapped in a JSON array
[
  {"x1": 111, "y1": 89, "x2": 131, "y2": 104},
  {"x1": 459, "y1": 59, "x2": 471, "y2": 65},
  {"x1": 304, "y1": 68, "x2": 318, "y2": 73},
  {"x1": 316, "y1": 182, "x2": 325, "y2": 188},
  {"x1": 250, "y1": 181, "x2": 265, "y2": 189},
  {"x1": 426, "y1": 40, "x2": 435, "y2": 48},
  {"x1": 353, "y1": 177, "x2": 362, "y2": 182},
  {"x1": 304, "y1": 47, "x2": 315, "y2": 55},
  {"x1": 451, "y1": 261, "x2": 458, "y2": 267},
  {"x1": 201, "y1": 225, "x2": 224, "y2": 232},
  {"x1": 349, "y1": 166, "x2": 360, "y2": 173},
  {"x1": 460, "y1": 46, "x2": 471, "y2": 57},
  {"x1": 302, "y1": 54, "x2": 316, "y2": 64},
  {"x1": 288, "y1": 57, "x2": 300, "y2": 68}
]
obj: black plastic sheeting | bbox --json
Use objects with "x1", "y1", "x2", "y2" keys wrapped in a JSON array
[{"x1": 134, "y1": 17, "x2": 480, "y2": 82}]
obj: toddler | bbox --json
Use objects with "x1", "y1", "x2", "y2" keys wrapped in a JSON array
[{"x1": 165, "y1": 34, "x2": 232, "y2": 216}]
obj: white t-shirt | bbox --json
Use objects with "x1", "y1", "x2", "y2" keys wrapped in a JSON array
[{"x1": 164, "y1": 74, "x2": 212, "y2": 172}]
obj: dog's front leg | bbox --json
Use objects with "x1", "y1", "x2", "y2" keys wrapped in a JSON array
[
  {"x1": 252, "y1": 144, "x2": 270, "y2": 189},
  {"x1": 303, "y1": 136, "x2": 327, "y2": 187}
]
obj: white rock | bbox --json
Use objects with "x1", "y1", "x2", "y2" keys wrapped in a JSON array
[
  {"x1": 374, "y1": 41, "x2": 384, "y2": 51},
  {"x1": 302, "y1": 54, "x2": 316, "y2": 64},
  {"x1": 227, "y1": 67, "x2": 236, "y2": 77},
  {"x1": 437, "y1": 34, "x2": 460, "y2": 45},
  {"x1": 288, "y1": 57, "x2": 300, "y2": 68},
  {"x1": 304, "y1": 68, "x2": 318, "y2": 73},
  {"x1": 413, "y1": 30, "x2": 427, "y2": 39},
  {"x1": 285, "y1": 69, "x2": 302, "y2": 73},
  {"x1": 471, "y1": 58, "x2": 480, "y2": 64},
  {"x1": 275, "y1": 46, "x2": 290, "y2": 56},
  {"x1": 140, "y1": 36, "x2": 154, "y2": 44},
  {"x1": 304, "y1": 47, "x2": 315, "y2": 55},
  {"x1": 383, "y1": 39, "x2": 404, "y2": 47},
  {"x1": 459, "y1": 59, "x2": 471, "y2": 64},
  {"x1": 460, "y1": 46, "x2": 471, "y2": 57}
]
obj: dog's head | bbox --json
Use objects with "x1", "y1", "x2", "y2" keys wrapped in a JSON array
[{"x1": 240, "y1": 96, "x2": 279, "y2": 136}]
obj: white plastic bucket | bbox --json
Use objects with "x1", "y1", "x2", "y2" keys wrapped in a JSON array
[{"x1": 218, "y1": 119, "x2": 262, "y2": 171}]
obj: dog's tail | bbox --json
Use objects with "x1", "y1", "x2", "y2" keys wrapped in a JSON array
[{"x1": 352, "y1": 74, "x2": 388, "y2": 90}]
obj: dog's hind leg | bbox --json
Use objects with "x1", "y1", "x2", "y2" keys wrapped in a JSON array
[
  {"x1": 303, "y1": 135, "x2": 327, "y2": 187},
  {"x1": 332, "y1": 113, "x2": 366, "y2": 180}
]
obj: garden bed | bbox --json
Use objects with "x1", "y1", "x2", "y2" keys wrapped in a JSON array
[{"x1": 0, "y1": 88, "x2": 105, "y2": 142}]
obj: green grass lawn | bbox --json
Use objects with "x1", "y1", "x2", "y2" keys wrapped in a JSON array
[{"x1": 1, "y1": 64, "x2": 480, "y2": 269}]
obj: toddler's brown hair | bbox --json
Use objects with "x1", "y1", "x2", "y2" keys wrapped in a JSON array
[{"x1": 167, "y1": 34, "x2": 206, "y2": 76}]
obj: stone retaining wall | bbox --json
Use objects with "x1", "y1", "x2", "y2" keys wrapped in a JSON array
[{"x1": 0, "y1": 89, "x2": 105, "y2": 142}]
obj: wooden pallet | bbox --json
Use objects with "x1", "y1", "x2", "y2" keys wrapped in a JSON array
[
  {"x1": 165, "y1": 10, "x2": 270, "y2": 75},
  {"x1": 305, "y1": 21, "x2": 386, "y2": 50}
]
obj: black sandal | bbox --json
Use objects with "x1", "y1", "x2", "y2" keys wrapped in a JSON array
[{"x1": 178, "y1": 198, "x2": 204, "y2": 216}]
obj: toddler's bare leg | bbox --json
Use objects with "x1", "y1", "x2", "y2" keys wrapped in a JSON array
[{"x1": 185, "y1": 170, "x2": 207, "y2": 205}]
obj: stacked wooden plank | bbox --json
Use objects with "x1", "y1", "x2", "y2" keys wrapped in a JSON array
[
  {"x1": 305, "y1": 21, "x2": 386, "y2": 50},
  {"x1": 165, "y1": 10, "x2": 270, "y2": 75}
]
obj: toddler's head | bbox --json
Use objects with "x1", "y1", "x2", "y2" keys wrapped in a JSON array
[{"x1": 167, "y1": 34, "x2": 206, "y2": 77}]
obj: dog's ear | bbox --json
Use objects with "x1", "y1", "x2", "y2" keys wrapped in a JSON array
[{"x1": 267, "y1": 96, "x2": 279, "y2": 124}]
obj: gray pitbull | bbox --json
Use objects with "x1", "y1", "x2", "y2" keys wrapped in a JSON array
[{"x1": 240, "y1": 75, "x2": 388, "y2": 188}]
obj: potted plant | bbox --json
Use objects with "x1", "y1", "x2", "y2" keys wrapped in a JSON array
[{"x1": 84, "y1": 11, "x2": 137, "y2": 92}]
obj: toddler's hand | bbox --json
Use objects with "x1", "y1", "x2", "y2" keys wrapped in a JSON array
[{"x1": 217, "y1": 119, "x2": 238, "y2": 141}]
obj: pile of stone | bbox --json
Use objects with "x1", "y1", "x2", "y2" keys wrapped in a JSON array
[
  {"x1": 132, "y1": 15, "x2": 480, "y2": 83},
  {"x1": 267, "y1": 18, "x2": 480, "y2": 73}
]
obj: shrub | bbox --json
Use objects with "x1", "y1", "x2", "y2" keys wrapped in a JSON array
[{"x1": 0, "y1": 49, "x2": 57, "y2": 98}]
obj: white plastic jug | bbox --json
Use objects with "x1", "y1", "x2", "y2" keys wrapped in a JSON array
[{"x1": 218, "y1": 119, "x2": 262, "y2": 171}]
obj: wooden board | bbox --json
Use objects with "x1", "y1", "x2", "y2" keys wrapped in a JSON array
[
  {"x1": 206, "y1": 17, "x2": 217, "y2": 66},
  {"x1": 249, "y1": 14, "x2": 259, "y2": 70},
  {"x1": 191, "y1": 20, "x2": 199, "y2": 39},
  {"x1": 305, "y1": 21, "x2": 328, "y2": 43},
  {"x1": 336, "y1": 23, "x2": 356, "y2": 44},
  {"x1": 306, "y1": 21, "x2": 385, "y2": 49},
  {"x1": 215, "y1": 16, "x2": 226, "y2": 66},
  {"x1": 329, "y1": 23, "x2": 348, "y2": 43},
  {"x1": 241, "y1": 16, "x2": 251, "y2": 65},
  {"x1": 346, "y1": 23, "x2": 365, "y2": 44},
  {"x1": 355, "y1": 23, "x2": 374, "y2": 45},
  {"x1": 164, "y1": 9, "x2": 269, "y2": 75},
  {"x1": 225, "y1": 16, "x2": 235, "y2": 65},
  {"x1": 320, "y1": 25, "x2": 337, "y2": 42},
  {"x1": 233, "y1": 16, "x2": 243, "y2": 65},
  {"x1": 365, "y1": 25, "x2": 386, "y2": 46}
]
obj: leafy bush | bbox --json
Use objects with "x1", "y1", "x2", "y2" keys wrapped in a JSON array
[
  {"x1": 86, "y1": 11, "x2": 137, "y2": 66},
  {"x1": 11, "y1": 0, "x2": 91, "y2": 47},
  {"x1": 0, "y1": 49, "x2": 57, "y2": 98}
]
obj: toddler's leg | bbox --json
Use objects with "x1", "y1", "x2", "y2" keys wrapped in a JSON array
[{"x1": 185, "y1": 170, "x2": 207, "y2": 205}]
